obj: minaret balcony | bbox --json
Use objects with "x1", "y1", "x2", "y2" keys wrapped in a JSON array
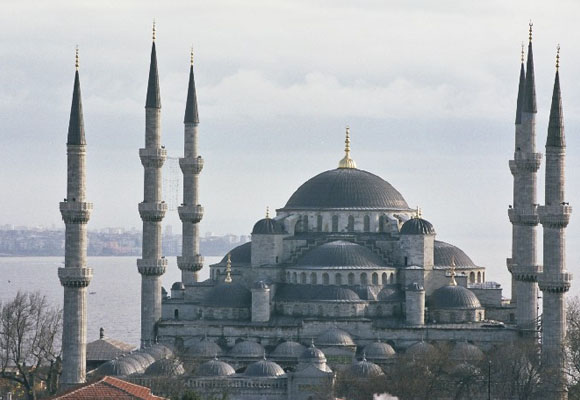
[
  {"x1": 58, "y1": 267, "x2": 93, "y2": 288},
  {"x1": 137, "y1": 258, "x2": 168, "y2": 276},
  {"x1": 508, "y1": 206, "x2": 539, "y2": 225},
  {"x1": 511, "y1": 264, "x2": 541, "y2": 282},
  {"x1": 509, "y1": 152, "x2": 542, "y2": 173},
  {"x1": 60, "y1": 201, "x2": 93, "y2": 224},
  {"x1": 538, "y1": 272, "x2": 573, "y2": 293},
  {"x1": 179, "y1": 156, "x2": 204, "y2": 174},
  {"x1": 538, "y1": 205, "x2": 572, "y2": 228},
  {"x1": 177, "y1": 255, "x2": 204, "y2": 272},
  {"x1": 178, "y1": 204, "x2": 204, "y2": 223},
  {"x1": 139, "y1": 147, "x2": 167, "y2": 168},
  {"x1": 139, "y1": 202, "x2": 167, "y2": 222}
]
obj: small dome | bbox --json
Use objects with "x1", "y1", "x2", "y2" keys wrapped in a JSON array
[
  {"x1": 272, "y1": 341, "x2": 307, "y2": 359},
  {"x1": 196, "y1": 359, "x2": 236, "y2": 377},
  {"x1": 316, "y1": 327, "x2": 355, "y2": 347},
  {"x1": 252, "y1": 218, "x2": 285, "y2": 234},
  {"x1": 434, "y1": 241, "x2": 477, "y2": 267},
  {"x1": 407, "y1": 282, "x2": 424, "y2": 291},
  {"x1": 144, "y1": 358, "x2": 185, "y2": 377},
  {"x1": 449, "y1": 342, "x2": 484, "y2": 362},
  {"x1": 220, "y1": 242, "x2": 251, "y2": 264},
  {"x1": 348, "y1": 358, "x2": 384, "y2": 378},
  {"x1": 186, "y1": 339, "x2": 223, "y2": 358},
  {"x1": 300, "y1": 343, "x2": 327, "y2": 364},
  {"x1": 229, "y1": 340, "x2": 265, "y2": 358},
  {"x1": 430, "y1": 285, "x2": 481, "y2": 309},
  {"x1": 253, "y1": 280, "x2": 270, "y2": 290},
  {"x1": 142, "y1": 343, "x2": 174, "y2": 360},
  {"x1": 363, "y1": 342, "x2": 396, "y2": 360},
  {"x1": 406, "y1": 341, "x2": 438, "y2": 359},
  {"x1": 125, "y1": 352, "x2": 155, "y2": 371},
  {"x1": 204, "y1": 283, "x2": 251, "y2": 308},
  {"x1": 377, "y1": 287, "x2": 403, "y2": 302},
  {"x1": 120, "y1": 355, "x2": 145, "y2": 373},
  {"x1": 171, "y1": 282, "x2": 185, "y2": 290},
  {"x1": 245, "y1": 359, "x2": 285, "y2": 377},
  {"x1": 96, "y1": 359, "x2": 138, "y2": 376},
  {"x1": 400, "y1": 217, "x2": 435, "y2": 235},
  {"x1": 297, "y1": 241, "x2": 385, "y2": 269}
]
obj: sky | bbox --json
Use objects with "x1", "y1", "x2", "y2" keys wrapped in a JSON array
[{"x1": 2, "y1": 0, "x2": 580, "y2": 294}]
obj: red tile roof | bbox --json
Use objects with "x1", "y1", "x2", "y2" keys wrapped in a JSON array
[{"x1": 47, "y1": 376, "x2": 166, "y2": 400}]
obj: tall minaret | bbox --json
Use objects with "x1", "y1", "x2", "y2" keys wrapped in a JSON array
[
  {"x1": 538, "y1": 46, "x2": 572, "y2": 400},
  {"x1": 137, "y1": 23, "x2": 167, "y2": 347},
  {"x1": 508, "y1": 23, "x2": 542, "y2": 331},
  {"x1": 177, "y1": 49, "x2": 204, "y2": 285},
  {"x1": 58, "y1": 48, "x2": 93, "y2": 387}
]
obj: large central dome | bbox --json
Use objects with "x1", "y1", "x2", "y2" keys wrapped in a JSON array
[{"x1": 282, "y1": 168, "x2": 409, "y2": 210}]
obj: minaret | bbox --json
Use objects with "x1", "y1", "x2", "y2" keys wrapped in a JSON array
[
  {"x1": 58, "y1": 48, "x2": 93, "y2": 387},
  {"x1": 137, "y1": 23, "x2": 167, "y2": 347},
  {"x1": 508, "y1": 23, "x2": 542, "y2": 331},
  {"x1": 177, "y1": 48, "x2": 204, "y2": 285},
  {"x1": 538, "y1": 46, "x2": 572, "y2": 400}
]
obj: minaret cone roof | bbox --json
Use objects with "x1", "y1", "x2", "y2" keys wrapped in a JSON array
[
  {"x1": 547, "y1": 64, "x2": 564, "y2": 148},
  {"x1": 523, "y1": 26, "x2": 537, "y2": 114},
  {"x1": 146, "y1": 41, "x2": 161, "y2": 109},
  {"x1": 67, "y1": 65, "x2": 86, "y2": 145},
  {"x1": 184, "y1": 63, "x2": 199, "y2": 124},
  {"x1": 515, "y1": 55, "x2": 526, "y2": 124}
]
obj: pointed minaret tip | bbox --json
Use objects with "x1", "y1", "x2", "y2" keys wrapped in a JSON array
[
  {"x1": 515, "y1": 43, "x2": 526, "y2": 124},
  {"x1": 184, "y1": 48, "x2": 200, "y2": 124},
  {"x1": 68, "y1": 47, "x2": 86, "y2": 146},
  {"x1": 338, "y1": 126, "x2": 357, "y2": 169},
  {"x1": 146, "y1": 22, "x2": 161, "y2": 109},
  {"x1": 547, "y1": 45, "x2": 565, "y2": 148},
  {"x1": 523, "y1": 21, "x2": 537, "y2": 114},
  {"x1": 152, "y1": 19, "x2": 156, "y2": 41}
]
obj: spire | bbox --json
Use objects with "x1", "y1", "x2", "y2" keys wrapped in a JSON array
[
  {"x1": 547, "y1": 45, "x2": 565, "y2": 148},
  {"x1": 224, "y1": 253, "x2": 232, "y2": 283},
  {"x1": 523, "y1": 22, "x2": 537, "y2": 113},
  {"x1": 145, "y1": 22, "x2": 161, "y2": 109},
  {"x1": 184, "y1": 47, "x2": 200, "y2": 124},
  {"x1": 338, "y1": 126, "x2": 357, "y2": 169},
  {"x1": 515, "y1": 43, "x2": 526, "y2": 124},
  {"x1": 449, "y1": 256, "x2": 457, "y2": 286},
  {"x1": 68, "y1": 47, "x2": 86, "y2": 145}
]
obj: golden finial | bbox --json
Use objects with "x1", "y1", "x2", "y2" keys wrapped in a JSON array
[
  {"x1": 75, "y1": 46, "x2": 79, "y2": 71},
  {"x1": 521, "y1": 42, "x2": 525, "y2": 63},
  {"x1": 266, "y1": 206, "x2": 270, "y2": 219},
  {"x1": 224, "y1": 253, "x2": 232, "y2": 283},
  {"x1": 190, "y1": 46, "x2": 194, "y2": 66},
  {"x1": 414, "y1": 206, "x2": 422, "y2": 219},
  {"x1": 338, "y1": 126, "x2": 357, "y2": 169},
  {"x1": 152, "y1": 19, "x2": 156, "y2": 41},
  {"x1": 528, "y1": 20, "x2": 533, "y2": 42},
  {"x1": 449, "y1": 256, "x2": 457, "y2": 286},
  {"x1": 556, "y1": 44, "x2": 560, "y2": 71}
]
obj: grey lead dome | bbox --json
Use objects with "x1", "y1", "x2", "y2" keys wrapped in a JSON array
[
  {"x1": 283, "y1": 168, "x2": 410, "y2": 210},
  {"x1": 400, "y1": 217, "x2": 436, "y2": 235},
  {"x1": 430, "y1": 285, "x2": 481, "y2": 309}
]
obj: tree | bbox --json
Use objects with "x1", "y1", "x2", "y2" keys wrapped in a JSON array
[{"x1": 0, "y1": 291, "x2": 62, "y2": 400}]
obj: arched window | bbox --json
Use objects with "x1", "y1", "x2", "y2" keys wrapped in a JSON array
[
  {"x1": 323, "y1": 273, "x2": 330, "y2": 285},
  {"x1": 469, "y1": 272, "x2": 475, "y2": 283},
  {"x1": 360, "y1": 273, "x2": 368, "y2": 285},
  {"x1": 348, "y1": 273, "x2": 355, "y2": 285},
  {"x1": 364, "y1": 215, "x2": 370, "y2": 232},
  {"x1": 483, "y1": 272, "x2": 485, "y2": 282},
  {"x1": 286, "y1": 271, "x2": 290, "y2": 282},
  {"x1": 382, "y1": 272, "x2": 388, "y2": 285},
  {"x1": 477, "y1": 271, "x2": 481, "y2": 283},
  {"x1": 389, "y1": 273, "x2": 394, "y2": 284},
  {"x1": 292, "y1": 272, "x2": 297, "y2": 283},
  {"x1": 303, "y1": 215, "x2": 309, "y2": 232},
  {"x1": 317, "y1": 215, "x2": 323, "y2": 231},
  {"x1": 174, "y1": 309, "x2": 179, "y2": 319},
  {"x1": 347, "y1": 215, "x2": 355, "y2": 232},
  {"x1": 310, "y1": 272, "x2": 317, "y2": 284},
  {"x1": 372, "y1": 272, "x2": 379, "y2": 285},
  {"x1": 379, "y1": 216, "x2": 386, "y2": 233},
  {"x1": 332, "y1": 215, "x2": 339, "y2": 232},
  {"x1": 335, "y1": 273, "x2": 342, "y2": 285},
  {"x1": 300, "y1": 272, "x2": 307, "y2": 284}
]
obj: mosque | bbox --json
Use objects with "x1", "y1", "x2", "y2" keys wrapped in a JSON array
[{"x1": 57, "y1": 23, "x2": 572, "y2": 400}]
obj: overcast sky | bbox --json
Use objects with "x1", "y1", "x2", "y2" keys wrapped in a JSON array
[{"x1": 3, "y1": 0, "x2": 580, "y2": 294}]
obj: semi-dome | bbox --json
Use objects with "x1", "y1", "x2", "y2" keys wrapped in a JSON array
[
  {"x1": 196, "y1": 358, "x2": 236, "y2": 377},
  {"x1": 245, "y1": 359, "x2": 285, "y2": 377},
  {"x1": 434, "y1": 241, "x2": 477, "y2": 267},
  {"x1": 406, "y1": 341, "x2": 438, "y2": 359},
  {"x1": 229, "y1": 340, "x2": 265, "y2": 358},
  {"x1": 449, "y1": 342, "x2": 484, "y2": 362},
  {"x1": 252, "y1": 217, "x2": 285, "y2": 234},
  {"x1": 363, "y1": 342, "x2": 396, "y2": 360},
  {"x1": 220, "y1": 242, "x2": 251, "y2": 265},
  {"x1": 186, "y1": 339, "x2": 223, "y2": 358},
  {"x1": 400, "y1": 217, "x2": 435, "y2": 235},
  {"x1": 377, "y1": 287, "x2": 403, "y2": 302},
  {"x1": 316, "y1": 327, "x2": 355, "y2": 347},
  {"x1": 144, "y1": 358, "x2": 185, "y2": 377},
  {"x1": 275, "y1": 284, "x2": 361, "y2": 302},
  {"x1": 96, "y1": 359, "x2": 139, "y2": 376},
  {"x1": 272, "y1": 341, "x2": 307, "y2": 359},
  {"x1": 282, "y1": 168, "x2": 409, "y2": 210},
  {"x1": 171, "y1": 281, "x2": 185, "y2": 290},
  {"x1": 348, "y1": 358, "x2": 385, "y2": 378},
  {"x1": 430, "y1": 285, "x2": 481, "y2": 309},
  {"x1": 204, "y1": 282, "x2": 251, "y2": 308},
  {"x1": 142, "y1": 343, "x2": 173, "y2": 360},
  {"x1": 297, "y1": 241, "x2": 385, "y2": 269}
]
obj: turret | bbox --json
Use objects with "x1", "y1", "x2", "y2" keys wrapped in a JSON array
[
  {"x1": 58, "y1": 48, "x2": 93, "y2": 388},
  {"x1": 399, "y1": 209, "x2": 435, "y2": 270},
  {"x1": 177, "y1": 49, "x2": 204, "y2": 285},
  {"x1": 251, "y1": 279, "x2": 271, "y2": 322},
  {"x1": 251, "y1": 208, "x2": 286, "y2": 267},
  {"x1": 137, "y1": 23, "x2": 167, "y2": 347}
]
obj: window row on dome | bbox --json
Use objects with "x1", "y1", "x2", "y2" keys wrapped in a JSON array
[
  {"x1": 285, "y1": 270, "x2": 397, "y2": 286},
  {"x1": 275, "y1": 302, "x2": 400, "y2": 318},
  {"x1": 288, "y1": 212, "x2": 405, "y2": 235},
  {"x1": 429, "y1": 309, "x2": 485, "y2": 324}
]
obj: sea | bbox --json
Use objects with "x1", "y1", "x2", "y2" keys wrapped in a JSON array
[{"x1": 0, "y1": 256, "x2": 220, "y2": 347}]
